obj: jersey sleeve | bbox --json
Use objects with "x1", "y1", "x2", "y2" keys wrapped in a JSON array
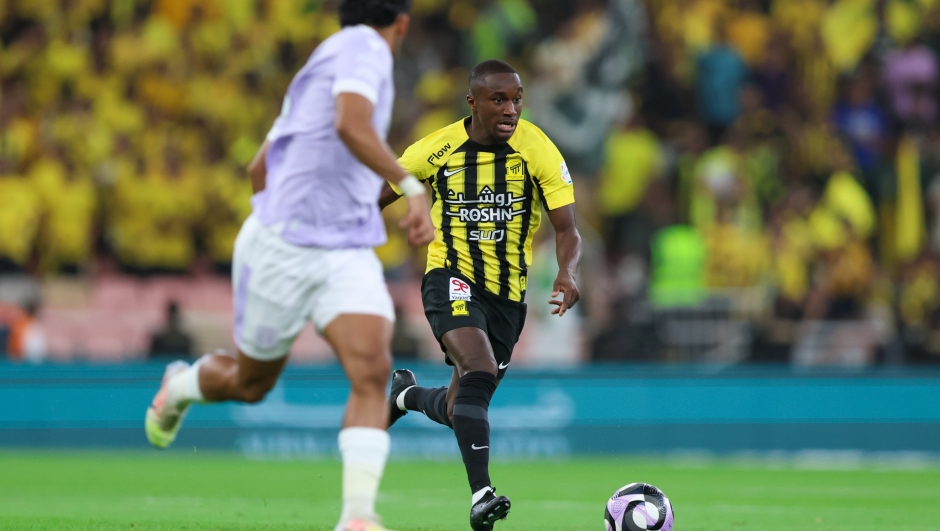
[
  {"x1": 387, "y1": 139, "x2": 434, "y2": 195},
  {"x1": 331, "y1": 36, "x2": 391, "y2": 105},
  {"x1": 398, "y1": 140, "x2": 433, "y2": 181},
  {"x1": 528, "y1": 132, "x2": 575, "y2": 210}
]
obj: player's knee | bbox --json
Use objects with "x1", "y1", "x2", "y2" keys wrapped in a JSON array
[
  {"x1": 350, "y1": 350, "x2": 391, "y2": 393},
  {"x1": 236, "y1": 379, "x2": 276, "y2": 404},
  {"x1": 460, "y1": 356, "x2": 498, "y2": 377}
]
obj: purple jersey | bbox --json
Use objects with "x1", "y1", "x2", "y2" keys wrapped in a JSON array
[{"x1": 252, "y1": 25, "x2": 394, "y2": 248}]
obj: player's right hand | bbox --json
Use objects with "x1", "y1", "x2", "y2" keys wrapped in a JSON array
[{"x1": 401, "y1": 194, "x2": 435, "y2": 246}]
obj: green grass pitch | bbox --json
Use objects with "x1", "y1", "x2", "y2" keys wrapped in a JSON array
[{"x1": 0, "y1": 452, "x2": 938, "y2": 530}]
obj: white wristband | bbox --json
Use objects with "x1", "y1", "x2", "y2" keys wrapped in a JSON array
[{"x1": 397, "y1": 175, "x2": 425, "y2": 197}]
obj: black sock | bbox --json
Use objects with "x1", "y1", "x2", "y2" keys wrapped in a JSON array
[
  {"x1": 403, "y1": 386, "x2": 452, "y2": 428},
  {"x1": 452, "y1": 371, "x2": 497, "y2": 494}
]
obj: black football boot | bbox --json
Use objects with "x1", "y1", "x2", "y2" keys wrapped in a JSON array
[
  {"x1": 470, "y1": 489, "x2": 511, "y2": 531},
  {"x1": 387, "y1": 369, "x2": 417, "y2": 428}
]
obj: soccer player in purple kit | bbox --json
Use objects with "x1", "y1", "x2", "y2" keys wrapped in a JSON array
[{"x1": 144, "y1": 2, "x2": 433, "y2": 531}]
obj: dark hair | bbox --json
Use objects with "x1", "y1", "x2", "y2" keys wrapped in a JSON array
[
  {"x1": 469, "y1": 59, "x2": 519, "y2": 88},
  {"x1": 339, "y1": 0, "x2": 411, "y2": 28}
]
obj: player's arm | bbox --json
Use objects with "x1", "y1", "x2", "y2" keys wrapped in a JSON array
[
  {"x1": 378, "y1": 181, "x2": 401, "y2": 210},
  {"x1": 378, "y1": 134, "x2": 432, "y2": 210},
  {"x1": 546, "y1": 204, "x2": 582, "y2": 316},
  {"x1": 247, "y1": 140, "x2": 270, "y2": 194},
  {"x1": 334, "y1": 93, "x2": 433, "y2": 246}
]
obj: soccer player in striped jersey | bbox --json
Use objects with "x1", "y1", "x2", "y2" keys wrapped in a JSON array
[{"x1": 379, "y1": 60, "x2": 582, "y2": 531}]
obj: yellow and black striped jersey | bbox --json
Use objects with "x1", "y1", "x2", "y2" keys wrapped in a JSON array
[{"x1": 397, "y1": 118, "x2": 575, "y2": 302}]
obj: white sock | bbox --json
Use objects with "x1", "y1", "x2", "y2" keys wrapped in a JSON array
[
  {"x1": 395, "y1": 385, "x2": 415, "y2": 411},
  {"x1": 167, "y1": 359, "x2": 205, "y2": 407},
  {"x1": 337, "y1": 427, "x2": 390, "y2": 527},
  {"x1": 472, "y1": 486, "x2": 493, "y2": 506}
]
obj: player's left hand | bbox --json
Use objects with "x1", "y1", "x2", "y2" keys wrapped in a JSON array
[{"x1": 549, "y1": 273, "x2": 580, "y2": 316}]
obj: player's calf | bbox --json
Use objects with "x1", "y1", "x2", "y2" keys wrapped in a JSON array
[
  {"x1": 198, "y1": 350, "x2": 287, "y2": 403},
  {"x1": 451, "y1": 371, "x2": 497, "y2": 494},
  {"x1": 390, "y1": 369, "x2": 455, "y2": 428}
]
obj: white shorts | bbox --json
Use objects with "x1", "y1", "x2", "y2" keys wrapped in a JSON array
[{"x1": 232, "y1": 214, "x2": 395, "y2": 361}]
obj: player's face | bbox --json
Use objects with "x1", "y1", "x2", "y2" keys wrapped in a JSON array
[{"x1": 468, "y1": 73, "x2": 523, "y2": 143}]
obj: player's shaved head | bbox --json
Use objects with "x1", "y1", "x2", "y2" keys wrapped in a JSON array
[{"x1": 469, "y1": 60, "x2": 519, "y2": 95}]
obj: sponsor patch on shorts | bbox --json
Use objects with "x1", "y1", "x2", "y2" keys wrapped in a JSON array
[
  {"x1": 452, "y1": 300, "x2": 470, "y2": 316},
  {"x1": 449, "y1": 277, "x2": 471, "y2": 301}
]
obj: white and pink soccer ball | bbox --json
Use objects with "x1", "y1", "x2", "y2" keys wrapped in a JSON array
[{"x1": 604, "y1": 483, "x2": 674, "y2": 531}]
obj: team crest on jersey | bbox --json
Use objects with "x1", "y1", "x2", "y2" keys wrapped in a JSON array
[
  {"x1": 452, "y1": 300, "x2": 470, "y2": 316},
  {"x1": 506, "y1": 155, "x2": 525, "y2": 181},
  {"x1": 560, "y1": 162, "x2": 572, "y2": 185},
  {"x1": 449, "y1": 277, "x2": 471, "y2": 301}
]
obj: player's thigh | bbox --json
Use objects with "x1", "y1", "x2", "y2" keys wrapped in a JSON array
[
  {"x1": 312, "y1": 249, "x2": 395, "y2": 387},
  {"x1": 483, "y1": 296, "x2": 527, "y2": 380},
  {"x1": 309, "y1": 249, "x2": 395, "y2": 333},
  {"x1": 232, "y1": 216, "x2": 320, "y2": 362},
  {"x1": 323, "y1": 314, "x2": 393, "y2": 392},
  {"x1": 421, "y1": 269, "x2": 491, "y2": 370},
  {"x1": 440, "y1": 327, "x2": 498, "y2": 376}
]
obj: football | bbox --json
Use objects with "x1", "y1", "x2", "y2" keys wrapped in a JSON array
[{"x1": 603, "y1": 482, "x2": 674, "y2": 531}]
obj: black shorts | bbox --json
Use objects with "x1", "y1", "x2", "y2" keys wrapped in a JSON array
[{"x1": 421, "y1": 268, "x2": 527, "y2": 379}]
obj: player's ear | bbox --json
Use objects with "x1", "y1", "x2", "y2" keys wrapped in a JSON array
[
  {"x1": 466, "y1": 93, "x2": 475, "y2": 112},
  {"x1": 394, "y1": 14, "x2": 410, "y2": 38}
]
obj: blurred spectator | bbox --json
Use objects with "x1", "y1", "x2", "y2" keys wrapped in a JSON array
[
  {"x1": 689, "y1": 123, "x2": 761, "y2": 233},
  {"x1": 467, "y1": 0, "x2": 537, "y2": 65},
  {"x1": 108, "y1": 142, "x2": 204, "y2": 273},
  {"x1": 832, "y1": 72, "x2": 889, "y2": 176},
  {"x1": 599, "y1": 112, "x2": 665, "y2": 263},
  {"x1": 0, "y1": 168, "x2": 41, "y2": 273},
  {"x1": 725, "y1": 0, "x2": 771, "y2": 66},
  {"x1": 30, "y1": 150, "x2": 97, "y2": 274},
  {"x1": 821, "y1": 0, "x2": 877, "y2": 74},
  {"x1": 649, "y1": 225, "x2": 707, "y2": 308},
  {"x1": 695, "y1": 20, "x2": 748, "y2": 142},
  {"x1": 882, "y1": 39, "x2": 939, "y2": 128},
  {"x1": 898, "y1": 256, "x2": 940, "y2": 363},
  {"x1": 5, "y1": 299, "x2": 47, "y2": 363},
  {"x1": 751, "y1": 33, "x2": 793, "y2": 111},
  {"x1": 148, "y1": 301, "x2": 193, "y2": 359}
]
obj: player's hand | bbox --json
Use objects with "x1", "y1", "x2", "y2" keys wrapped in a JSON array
[
  {"x1": 401, "y1": 194, "x2": 435, "y2": 246},
  {"x1": 549, "y1": 273, "x2": 580, "y2": 316}
]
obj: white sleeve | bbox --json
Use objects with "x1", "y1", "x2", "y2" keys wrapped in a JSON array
[{"x1": 331, "y1": 37, "x2": 390, "y2": 105}]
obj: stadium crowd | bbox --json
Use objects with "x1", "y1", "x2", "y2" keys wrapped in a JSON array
[{"x1": 1, "y1": 0, "x2": 940, "y2": 364}]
